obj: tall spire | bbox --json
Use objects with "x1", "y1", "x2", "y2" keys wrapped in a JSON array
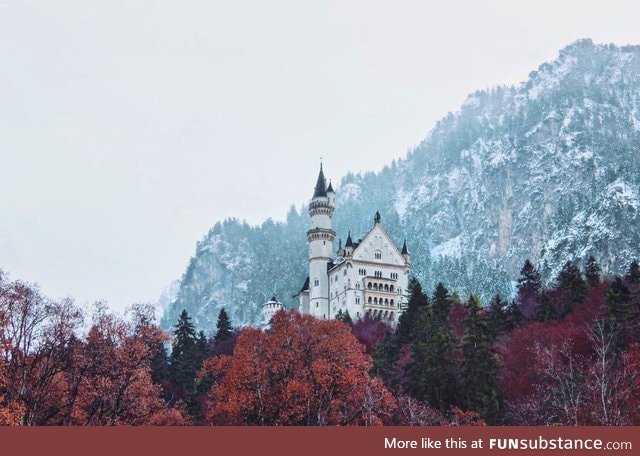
[
  {"x1": 326, "y1": 179, "x2": 334, "y2": 194},
  {"x1": 313, "y1": 162, "x2": 327, "y2": 198},
  {"x1": 345, "y1": 230, "x2": 353, "y2": 247},
  {"x1": 401, "y1": 239, "x2": 409, "y2": 255}
]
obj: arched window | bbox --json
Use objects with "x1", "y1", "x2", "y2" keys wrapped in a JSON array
[
  {"x1": 390, "y1": 285, "x2": 394, "y2": 292},
  {"x1": 384, "y1": 299, "x2": 389, "y2": 305},
  {"x1": 384, "y1": 284, "x2": 389, "y2": 292},
  {"x1": 367, "y1": 282, "x2": 372, "y2": 289},
  {"x1": 374, "y1": 250, "x2": 382, "y2": 260},
  {"x1": 368, "y1": 297, "x2": 372, "y2": 304},
  {"x1": 374, "y1": 297, "x2": 378, "y2": 305},
  {"x1": 390, "y1": 299, "x2": 394, "y2": 306}
]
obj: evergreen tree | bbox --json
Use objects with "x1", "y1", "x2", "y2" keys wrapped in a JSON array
[
  {"x1": 334, "y1": 309, "x2": 353, "y2": 325},
  {"x1": 585, "y1": 256, "x2": 601, "y2": 287},
  {"x1": 169, "y1": 310, "x2": 200, "y2": 401},
  {"x1": 372, "y1": 329, "x2": 400, "y2": 389},
  {"x1": 431, "y1": 282, "x2": 453, "y2": 323},
  {"x1": 555, "y1": 261, "x2": 588, "y2": 317},
  {"x1": 459, "y1": 295, "x2": 504, "y2": 424},
  {"x1": 516, "y1": 259, "x2": 542, "y2": 319},
  {"x1": 407, "y1": 308, "x2": 458, "y2": 412},
  {"x1": 625, "y1": 259, "x2": 640, "y2": 284},
  {"x1": 605, "y1": 277, "x2": 634, "y2": 350},
  {"x1": 396, "y1": 277, "x2": 429, "y2": 345},
  {"x1": 486, "y1": 294, "x2": 508, "y2": 336},
  {"x1": 534, "y1": 291, "x2": 556, "y2": 321},
  {"x1": 505, "y1": 299, "x2": 524, "y2": 330},
  {"x1": 214, "y1": 308, "x2": 233, "y2": 345}
]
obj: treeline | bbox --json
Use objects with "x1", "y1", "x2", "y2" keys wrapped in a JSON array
[
  {"x1": 2, "y1": 257, "x2": 640, "y2": 425},
  {"x1": 366, "y1": 257, "x2": 640, "y2": 425}
]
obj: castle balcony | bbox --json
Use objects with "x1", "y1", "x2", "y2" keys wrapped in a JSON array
[
  {"x1": 362, "y1": 277, "x2": 398, "y2": 295},
  {"x1": 363, "y1": 291, "x2": 399, "y2": 309}
]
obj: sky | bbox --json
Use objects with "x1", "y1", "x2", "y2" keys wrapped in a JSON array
[{"x1": 1, "y1": 0, "x2": 640, "y2": 312}]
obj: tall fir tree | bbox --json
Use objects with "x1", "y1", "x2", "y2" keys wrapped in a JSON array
[
  {"x1": 486, "y1": 294, "x2": 509, "y2": 336},
  {"x1": 396, "y1": 277, "x2": 429, "y2": 345},
  {"x1": 534, "y1": 291, "x2": 556, "y2": 321},
  {"x1": 555, "y1": 261, "x2": 588, "y2": 317},
  {"x1": 170, "y1": 310, "x2": 201, "y2": 403},
  {"x1": 214, "y1": 308, "x2": 233, "y2": 345},
  {"x1": 407, "y1": 308, "x2": 458, "y2": 412},
  {"x1": 459, "y1": 295, "x2": 504, "y2": 424},
  {"x1": 585, "y1": 256, "x2": 601, "y2": 287},
  {"x1": 431, "y1": 282, "x2": 453, "y2": 323},
  {"x1": 625, "y1": 259, "x2": 640, "y2": 285},
  {"x1": 516, "y1": 259, "x2": 542, "y2": 319},
  {"x1": 605, "y1": 277, "x2": 635, "y2": 351}
]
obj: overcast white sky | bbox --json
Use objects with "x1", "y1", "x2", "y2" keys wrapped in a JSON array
[{"x1": 2, "y1": 0, "x2": 640, "y2": 311}]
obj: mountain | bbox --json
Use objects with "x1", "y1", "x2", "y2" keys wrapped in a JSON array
[{"x1": 160, "y1": 39, "x2": 640, "y2": 332}]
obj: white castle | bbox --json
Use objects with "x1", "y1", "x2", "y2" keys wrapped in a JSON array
[{"x1": 293, "y1": 164, "x2": 410, "y2": 323}]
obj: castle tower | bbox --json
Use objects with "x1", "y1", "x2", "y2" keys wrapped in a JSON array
[{"x1": 307, "y1": 163, "x2": 335, "y2": 318}]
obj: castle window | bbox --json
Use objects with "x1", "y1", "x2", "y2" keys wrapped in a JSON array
[
  {"x1": 373, "y1": 283, "x2": 378, "y2": 291},
  {"x1": 375, "y1": 251, "x2": 382, "y2": 260},
  {"x1": 356, "y1": 283, "x2": 360, "y2": 290},
  {"x1": 374, "y1": 297, "x2": 378, "y2": 304},
  {"x1": 343, "y1": 269, "x2": 347, "y2": 276},
  {"x1": 390, "y1": 285, "x2": 394, "y2": 292},
  {"x1": 314, "y1": 278, "x2": 319, "y2": 287},
  {"x1": 384, "y1": 284, "x2": 389, "y2": 292},
  {"x1": 390, "y1": 299, "x2": 394, "y2": 306},
  {"x1": 355, "y1": 297, "x2": 360, "y2": 305},
  {"x1": 368, "y1": 297, "x2": 372, "y2": 304},
  {"x1": 367, "y1": 282, "x2": 372, "y2": 289},
  {"x1": 384, "y1": 298, "x2": 389, "y2": 305}
]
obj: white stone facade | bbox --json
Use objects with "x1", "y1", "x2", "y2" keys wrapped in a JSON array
[{"x1": 297, "y1": 165, "x2": 410, "y2": 324}]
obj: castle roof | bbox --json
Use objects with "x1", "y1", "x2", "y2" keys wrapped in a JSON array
[
  {"x1": 345, "y1": 230, "x2": 353, "y2": 248},
  {"x1": 402, "y1": 239, "x2": 409, "y2": 255},
  {"x1": 326, "y1": 180, "x2": 334, "y2": 193},
  {"x1": 312, "y1": 164, "x2": 327, "y2": 198}
]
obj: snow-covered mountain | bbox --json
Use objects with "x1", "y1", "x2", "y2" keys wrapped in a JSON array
[{"x1": 161, "y1": 39, "x2": 640, "y2": 331}]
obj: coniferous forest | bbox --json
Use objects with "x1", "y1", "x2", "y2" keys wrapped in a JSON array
[{"x1": 2, "y1": 257, "x2": 639, "y2": 425}]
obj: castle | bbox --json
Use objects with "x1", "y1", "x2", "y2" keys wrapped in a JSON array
[{"x1": 292, "y1": 164, "x2": 410, "y2": 323}]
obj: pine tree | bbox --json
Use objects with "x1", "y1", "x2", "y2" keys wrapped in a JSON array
[
  {"x1": 516, "y1": 259, "x2": 542, "y2": 319},
  {"x1": 334, "y1": 309, "x2": 353, "y2": 325},
  {"x1": 169, "y1": 310, "x2": 200, "y2": 401},
  {"x1": 486, "y1": 294, "x2": 508, "y2": 336},
  {"x1": 214, "y1": 308, "x2": 233, "y2": 345},
  {"x1": 534, "y1": 291, "x2": 556, "y2": 321},
  {"x1": 459, "y1": 295, "x2": 504, "y2": 424},
  {"x1": 555, "y1": 261, "x2": 588, "y2": 317},
  {"x1": 625, "y1": 259, "x2": 640, "y2": 285},
  {"x1": 431, "y1": 282, "x2": 453, "y2": 323},
  {"x1": 407, "y1": 308, "x2": 458, "y2": 412},
  {"x1": 396, "y1": 277, "x2": 429, "y2": 345},
  {"x1": 505, "y1": 299, "x2": 524, "y2": 330},
  {"x1": 585, "y1": 256, "x2": 601, "y2": 287},
  {"x1": 605, "y1": 277, "x2": 634, "y2": 351}
]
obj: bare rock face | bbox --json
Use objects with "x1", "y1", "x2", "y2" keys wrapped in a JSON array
[{"x1": 162, "y1": 40, "x2": 640, "y2": 330}]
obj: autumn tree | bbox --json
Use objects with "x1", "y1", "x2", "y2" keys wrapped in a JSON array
[{"x1": 200, "y1": 310, "x2": 396, "y2": 425}]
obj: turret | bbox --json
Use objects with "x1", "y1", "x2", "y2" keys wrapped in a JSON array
[
  {"x1": 307, "y1": 163, "x2": 335, "y2": 319},
  {"x1": 401, "y1": 239, "x2": 410, "y2": 265}
]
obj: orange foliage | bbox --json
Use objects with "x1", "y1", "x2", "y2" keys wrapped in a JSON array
[{"x1": 199, "y1": 310, "x2": 396, "y2": 425}]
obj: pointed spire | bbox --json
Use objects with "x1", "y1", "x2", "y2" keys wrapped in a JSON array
[
  {"x1": 312, "y1": 162, "x2": 327, "y2": 198},
  {"x1": 326, "y1": 179, "x2": 334, "y2": 194},
  {"x1": 338, "y1": 238, "x2": 342, "y2": 250},
  {"x1": 345, "y1": 230, "x2": 353, "y2": 247},
  {"x1": 401, "y1": 239, "x2": 409, "y2": 255},
  {"x1": 374, "y1": 210, "x2": 381, "y2": 224}
]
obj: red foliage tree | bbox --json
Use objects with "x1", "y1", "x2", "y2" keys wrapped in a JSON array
[{"x1": 199, "y1": 310, "x2": 396, "y2": 425}]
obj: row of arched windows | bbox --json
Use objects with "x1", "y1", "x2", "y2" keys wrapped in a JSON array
[
  {"x1": 366, "y1": 282, "x2": 394, "y2": 293},
  {"x1": 366, "y1": 309, "x2": 395, "y2": 320},
  {"x1": 367, "y1": 296, "x2": 395, "y2": 307}
]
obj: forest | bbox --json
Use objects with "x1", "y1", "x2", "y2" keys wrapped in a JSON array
[{"x1": 1, "y1": 256, "x2": 639, "y2": 425}]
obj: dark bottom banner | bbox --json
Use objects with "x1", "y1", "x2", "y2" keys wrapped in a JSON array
[{"x1": 0, "y1": 426, "x2": 637, "y2": 455}]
